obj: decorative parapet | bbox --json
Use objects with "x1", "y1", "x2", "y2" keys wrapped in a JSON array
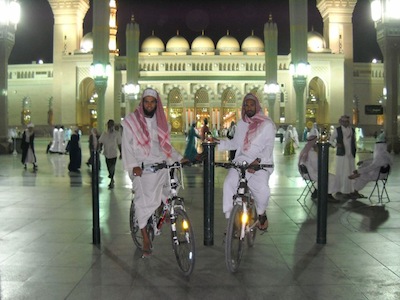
[
  {"x1": 353, "y1": 62, "x2": 384, "y2": 79},
  {"x1": 8, "y1": 64, "x2": 54, "y2": 80}
]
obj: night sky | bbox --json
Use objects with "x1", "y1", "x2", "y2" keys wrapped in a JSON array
[{"x1": 9, "y1": 0, "x2": 381, "y2": 64}]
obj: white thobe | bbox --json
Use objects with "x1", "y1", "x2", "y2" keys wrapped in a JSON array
[
  {"x1": 49, "y1": 128, "x2": 59, "y2": 153},
  {"x1": 300, "y1": 149, "x2": 336, "y2": 194},
  {"x1": 57, "y1": 128, "x2": 65, "y2": 153},
  {"x1": 122, "y1": 115, "x2": 182, "y2": 229},
  {"x1": 99, "y1": 131, "x2": 121, "y2": 159},
  {"x1": 354, "y1": 143, "x2": 392, "y2": 191},
  {"x1": 330, "y1": 126, "x2": 355, "y2": 194},
  {"x1": 218, "y1": 118, "x2": 275, "y2": 218}
]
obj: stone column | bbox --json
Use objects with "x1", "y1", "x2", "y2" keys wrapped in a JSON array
[{"x1": 92, "y1": 0, "x2": 110, "y2": 133}]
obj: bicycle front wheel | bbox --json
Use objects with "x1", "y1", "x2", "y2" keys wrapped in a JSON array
[
  {"x1": 225, "y1": 204, "x2": 245, "y2": 273},
  {"x1": 246, "y1": 200, "x2": 257, "y2": 248},
  {"x1": 170, "y1": 207, "x2": 196, "y2": 276}
]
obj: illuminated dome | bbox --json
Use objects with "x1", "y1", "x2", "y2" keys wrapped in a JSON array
[
  {"x1": 166, "y1": 31, "x2": 190, "y2": 53},
  {"x1": 216, "y1": 31, "x2": 240, "y2": 52},
  {"x1": 191, "y1": 32, "x2": 215, "y2": 52},
  {"x1": 307, "y1": 30, "x2": 330, "y2": 53},
  {"x1": 80, "y1": 32, "x2": 93, "y2": 53},
  {"x1": 142, "y1": 32, "x2": 165, "y2": 53},
  {"x1": 241, "y1": 32, "x2": 264, "y2": 52}
]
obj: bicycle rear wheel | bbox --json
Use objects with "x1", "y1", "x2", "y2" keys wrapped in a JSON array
[
  {"x1": 129, "y1": 200, "x2": 143, "y2": 249},
  {"x1": 129, "y1": 200, "x2": 154, "y2": 250},
  {"x1": 246, "y1": 200, "x2": 257, "y2": 247},
  {"x1": 170, "y1": 207, "x2": 195, "y2": 276},
  {"x1": 225, "y1": 204, "x2": 245, "y2": 273}
]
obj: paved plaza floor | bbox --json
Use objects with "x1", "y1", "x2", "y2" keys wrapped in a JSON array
[{"x1": 0, "y1": 135, "x2": 399, "y2": 299}]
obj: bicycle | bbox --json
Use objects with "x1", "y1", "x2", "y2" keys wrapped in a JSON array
[
  {"x1": 216, "y1": 160, "x2": 273, "y2": 273},
  {"x1": 129, "y1": 161, "x2": 196, "y2": 276}
]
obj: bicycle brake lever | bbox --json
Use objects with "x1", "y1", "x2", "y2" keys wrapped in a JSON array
[{"x1": 249, "y1": 165, "x2": 261, "y2": 171}]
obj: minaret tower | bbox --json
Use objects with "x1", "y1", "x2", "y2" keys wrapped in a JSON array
[
  {"x1": 48, "y1": 0, "x2": 90, "y2": 60},
  {"x1": 47, "y1": 0, "x2": 90, "y2": 123},
  {"x1": 264, "y1": 14, "x2": 278, "y2": 121},
  {"x1": 316, "y1": 0, "x2": 358, "y2": 118},
  {"x1": 125, "y1": 15, "x2": 140, "y2": 111},
  {"x1": 109, "y1": 0, "x2": 118, "y2": 53}
]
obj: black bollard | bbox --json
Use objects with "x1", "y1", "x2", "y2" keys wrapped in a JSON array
[
  {"x1": 91, "y1": 138, "x2": 101, "y2": 245},
  {"x1": 317, "y1": 132, "x2": 329, "y2": 244},
  {"x1": 202, "y1": 140, "x2": 216, "y2": 246}
]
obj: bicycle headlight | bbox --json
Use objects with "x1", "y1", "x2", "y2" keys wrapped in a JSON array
[
  {"x1": 241, "y1": 212, "x2": 248, "y2": 224},
  {"x1": 182, "y1": 219, "x2": 189, "y2": 230}
]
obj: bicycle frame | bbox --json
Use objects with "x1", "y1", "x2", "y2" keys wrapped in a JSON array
[
  {"x1": 130, "y1": 160, "x2": 195, "y2": 276},
  {"x1": 218, "y1": 161, "x2": 272, "y2": 234},
  {"x1": 147, "y1": 161, "x2": 186, "y2": 235},
  {"x1": 216, "y1": 160, "x2": 272, "y2": 273}
]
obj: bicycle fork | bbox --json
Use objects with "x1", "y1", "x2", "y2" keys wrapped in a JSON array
[
  {"x1": 236, "y1": 178, "x2": 250, "y2": 239},
  {"x1": 240, "y1": 203, "x2": 248, "y2": 239},
  {"x1": 170, "y1": 205, "x2": 190, "y2": 245}
]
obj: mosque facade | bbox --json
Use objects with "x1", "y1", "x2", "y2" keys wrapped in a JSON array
[{"x1": 6, "y1": 0, "x2": 385, "y2": 136}]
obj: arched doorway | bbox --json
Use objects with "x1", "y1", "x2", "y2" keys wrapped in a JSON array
[
  {"x1": 221, "y1": 88, "x2": 237, "y2": 132},
  {"x1": 194, "y1": 87, "x2": 210, "y2": 129},
  {"x1": 307, "y1": 77, "x2": 327, "y2": 129},
  {"x1": 77, "y1": 78, "x2": 97, "y2": 134},
  {"x1": 167, "y1": 88, "x2": 184, "y2": 134}
]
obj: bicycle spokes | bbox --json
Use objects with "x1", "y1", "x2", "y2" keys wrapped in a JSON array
[
  {"x1": 225, "y1": 205, "x2": 245, "y2": 273},
  {"x1": 171, "y1": 208, "x2": 195, "y2": 276}
]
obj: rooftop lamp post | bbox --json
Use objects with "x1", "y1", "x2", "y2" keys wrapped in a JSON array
[
  {"x1": 0, "y1": 0, "x2": 20, "y2": 154},
  {"x1": 123, "y1": 83, "x2": 140, "y2": 98},
  {"x1": 371, "y1": 0, "x2": 400, "y2": 153}
]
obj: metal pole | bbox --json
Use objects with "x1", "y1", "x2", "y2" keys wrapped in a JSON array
[
  {"x1": 202, "y1": 141, "x2": 216, "y2": 246},
  {"x1": 317, "y1": 132, "x2": 329, "y2": 244},
  {"x1": 91, "y1": 135, "x2": 101, "y2": 245}
]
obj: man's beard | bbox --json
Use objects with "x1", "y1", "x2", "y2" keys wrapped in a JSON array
[
  {"x1": 144, "y1": 106, "x2": 156, "y2": 117},
  {"x1": 246, "y1": 110, "x2": 256, "y2": 118}
]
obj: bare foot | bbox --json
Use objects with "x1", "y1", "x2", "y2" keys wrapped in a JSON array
[{"x1": 258, "y1": 213, "x2": 268, "y2": 231}]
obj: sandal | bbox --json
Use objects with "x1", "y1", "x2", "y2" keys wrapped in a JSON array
[
  {"x1": 349, "y1": 191, "x2": 365, "y2": 199},
  {"x1": 141, "y1": 248, "x2": 152, "y2": 258},
  {"x1": 258, "y1": 213, "x2": 268, "y2": 231}
]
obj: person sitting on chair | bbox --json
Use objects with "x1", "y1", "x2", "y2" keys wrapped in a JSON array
[
  {"x1": 348, "y1": 141, "x2": 392, "y2": 199},
  {"x1": 298, "y1": 135, "x2": 338, "y2": 202}
]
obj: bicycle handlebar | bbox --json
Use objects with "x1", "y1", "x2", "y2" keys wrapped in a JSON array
[
  {"x1": 148, "y1": 161, "x2": 192, "y2": 172},
  {"x1": 215, "y1": 161, "x2": 274, "y2": 171}
]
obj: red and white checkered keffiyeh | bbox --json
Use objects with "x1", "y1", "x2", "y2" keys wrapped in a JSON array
[
  {"x1": 241, "y1": 93, "x2": 268, "y2": 151},
  {"x1": 123, "y1": 88, "x2": 172, "y2": 158},
  {"x1": 298, "y1": 135, "x2": 318, "y2": 165}
]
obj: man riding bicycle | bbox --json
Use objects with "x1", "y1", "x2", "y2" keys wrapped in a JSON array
[
  {"x1": 121, "y1": 88, "x2": 188, "y2": 257},
  {"x1": 213, "y1": 93, "x2": 275, "y2": 231}
]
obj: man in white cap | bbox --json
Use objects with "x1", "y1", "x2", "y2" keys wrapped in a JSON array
[
  {"x1": 21, "y1": 123, "x2": 38, "y2": 171},
  {"x1": 214, "y1": 93, "x2": 275, "y2": 231},
  {"x1": 121, "y1": 88, "x2": 187, "y2": 257}
]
